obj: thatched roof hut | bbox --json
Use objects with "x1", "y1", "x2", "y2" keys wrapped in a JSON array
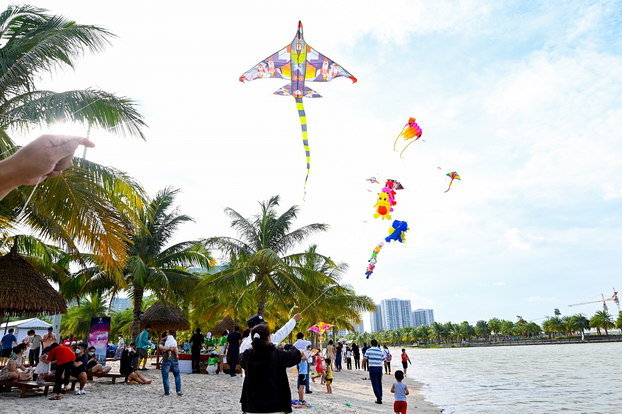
[
  {"x1": 140, "y1": 301, "x2": 190, "y2": 333},
  {"x1": 0, "y1": 239, "x2": 67, "y2": 321},
  {"x1": 209, "y1": 315, "x2": 235, "y2": 337}
]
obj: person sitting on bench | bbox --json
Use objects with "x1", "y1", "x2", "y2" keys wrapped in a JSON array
[
  {"x1": 85, "y1": 346, "x2": 112, "y2": 374},
  {"x1": 0, "y1": 343, "x2": 32, "y2": 381}
]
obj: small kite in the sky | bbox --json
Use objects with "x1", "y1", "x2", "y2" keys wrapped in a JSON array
[
  {"x1": 445, "y1": 171, "x2": 461, "y2": 193},
  {"x1": 366, "y1": 177, "x2": 380, "y2": 184},
  {"x1": 385, "y1": 220, "x2": 409, "y2": 243},
  {"x1": 240, "y1": 21, "x2": 357, "y2": 200},
  {"x1": 394, "y1": 117, "x2": 423, "y2": 158}
]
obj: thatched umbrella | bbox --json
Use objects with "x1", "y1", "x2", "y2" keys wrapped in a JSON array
[
  {"x1": 139, "y1": 301, "x2": 190, "y2": 368},
  {"x1": 0, "y1": 239, "x2": 67, "y2": 323},
  {"x1": 209, "y1": 315, "x2": 234, "y2": 337}
]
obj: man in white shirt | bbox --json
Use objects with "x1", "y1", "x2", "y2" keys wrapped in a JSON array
[{"x1": 239, "y1": 313, "x2": 302, "y2": 354}]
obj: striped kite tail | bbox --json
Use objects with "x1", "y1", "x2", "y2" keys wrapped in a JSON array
[{"x1": 296, "y1": 97, "x2": 310, "y2": 200}]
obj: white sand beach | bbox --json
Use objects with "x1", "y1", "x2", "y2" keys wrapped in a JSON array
[{"x1": 0, "y1": 358, "x2": 441, "y2": 413}]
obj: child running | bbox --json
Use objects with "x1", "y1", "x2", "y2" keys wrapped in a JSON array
[
  {"x1": 391, "y1": 370, "x2": 409, "y2": 414},
  {"x1": 312, "y1": 352, "x2": 324, "y2": 384},
  {"x1": 324, "y1": 358, "x2": 333, "y2": 394},
  {"x1": 401, "y1": 348, "x2": 412, "y2": 375}
]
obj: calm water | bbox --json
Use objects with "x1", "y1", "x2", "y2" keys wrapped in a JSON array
[{"x1": 408, "y1": 342, "x2": 622, "y2": 414}]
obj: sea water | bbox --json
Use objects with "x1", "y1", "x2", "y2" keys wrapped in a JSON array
[{"x1": 409, "y1": 342, "x2": 622, "y2": 414}]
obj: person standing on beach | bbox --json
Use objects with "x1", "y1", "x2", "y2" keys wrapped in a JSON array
[
  {"x1": 361, "y1": 342, "x2": 370, "y2": 371},
  {"x1": 401, "y1": 349, "x2": 412, "y2": 375},
  {"x1": 391, "y1": 370, "x2": 409, "y2": 414},
  {"x1": 159, "y1": 330, "x2": 182, "y2": 396},
  {"x1": 239, "y1": 324, "x2": 302, "y2": 413},
  {"x1": 47, "y1": 342, "x2": 75, "y2": 400},
  {"x1": 383, "y1": 345, "x2": 392, "y2": 374},
  {"x1": 364, "y1": 339, "x2": 386, "y2": 405},
  {"x1": 293, "y1": 332, "x2": 312, "y2": 394},
  {"x1": 326, "y1": 340, "x2": 336, "y2": 370},
  {"x1": 226, "y1": 326, "x2": 242, "y2": 377},
  {"x1": 42, "y1": 327, "x2": 56, "y2": 349},
  {"x1": 217, "y1": 330, "x2": 228, "y2": 374},
  {"x1": 135, "y1": 325, "x2": 152, "y2": 370},
  {"x1": 114, "y1": 334, "x2": 125, "y2": 360},
  {"x1": 352, "y1": 342, "x2": 361, "y2": 370},
  {"x1": 239, "y1": 313, "x2": 302, "y2": 354},
  {"x1": 27, "y1": 329, "x2": 42, "y2": 368},
  {"x1": 1, "y1": 329, "x2": 18, "y2": 364},
  {"x1": 189, "y1": 328, "x2": 204, "y2": 374}
]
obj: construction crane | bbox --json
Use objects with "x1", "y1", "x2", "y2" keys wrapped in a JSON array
[{"x1": 568, "y1": 288, "x2": 620, "y2": 313}]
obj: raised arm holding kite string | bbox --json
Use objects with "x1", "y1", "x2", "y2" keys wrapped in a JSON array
[
  {"x1": 394, "y1": 117, "x2": 423, "y2": 158},
  {"x1": 239, "y1": 21, "x2": 357, "y2": 200}
]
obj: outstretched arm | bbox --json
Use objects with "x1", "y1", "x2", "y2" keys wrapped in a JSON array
[
  {"x1": 0, "y1": 134, "x2": 95, "y2": 200},
  {"x1": 270, "y1": 313, "x2": 302, "y2": 345}
]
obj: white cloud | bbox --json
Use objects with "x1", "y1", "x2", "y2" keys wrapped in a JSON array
[
  {"x1": 602, "y1": 183, "x2": 622, "y2": 200},
  {"x1": 505, "y1": 228, "x2": 545, "y2": 251},
  {"x1": 493, "y1": 282, "x2": 506, "y2": 286}
]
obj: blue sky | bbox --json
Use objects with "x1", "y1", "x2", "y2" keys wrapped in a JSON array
[{"x1": 21, "y1": 1, "x2": 622, "y2": 327}]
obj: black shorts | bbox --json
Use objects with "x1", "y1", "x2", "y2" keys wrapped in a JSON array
[
  {"x1": 1, "y1": 348, "x2": 11, "y2": 358},
  {"x1": 326, "y1": 378, "x2": 333, "y2": 384},
  {"x1": 298, "y1": 374, "x2": 307, "y2": 383},
  {"x1": 402, "y1": 361, "x2": 408, "y2": 369}
]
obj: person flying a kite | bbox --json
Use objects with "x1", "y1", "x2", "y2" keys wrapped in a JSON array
[{"x1": 239, "y1": 21, "x2": 357, "y2": 199}]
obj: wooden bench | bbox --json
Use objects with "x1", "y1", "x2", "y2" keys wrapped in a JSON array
[
  {"x1": 0, "y1": 380, "x2": 50, "y2": 398},
  {"x1": 68, "y1": 372, "x2": 125, "y2": 390}
]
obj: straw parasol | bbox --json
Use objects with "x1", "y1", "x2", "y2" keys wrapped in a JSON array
[
  {"x1": 0, "y1": 238, "x2": 67, "y2": 323},
  {"x1": 139, "y1": 301, "x2": 190, "y2": 368},
  {"x1": 139, "y1": 301, "x2": 190, "y2": 333},
  {"x1": 209, "y1": 315, "x2": 235, "y2": 337}
]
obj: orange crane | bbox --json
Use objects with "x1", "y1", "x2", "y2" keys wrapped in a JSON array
[{"x1": 568, "y1": 288, "x2": 620, "y2": 313}]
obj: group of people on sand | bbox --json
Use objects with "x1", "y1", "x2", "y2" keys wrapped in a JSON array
[{"x1": 0, "y1": 326, "x2": 122, "y2": 401}]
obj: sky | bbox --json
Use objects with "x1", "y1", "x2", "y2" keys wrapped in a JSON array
[{"x1": 15, "y1": 1, "x2": 622, "y2": 328}]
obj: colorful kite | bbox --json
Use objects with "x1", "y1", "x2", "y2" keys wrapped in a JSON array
[
  {"x1": 366, "y1": 177, "x2": 380, "y2": 184},
  {"x1": 394, "y1": 117, "x2": 423, "y2": 158},
  {"x1": 373, "y1": 191, "x2": 392, "y2": 220},
  {"x1": 240, "y1": 21, "x2": 357, "y2": 199},
  {"x1": 308, "y1": 322, "x2": 333, "y2": 334},
  {"x1": 385, "y1": 220, "x2": 409, "y2": 243},
  {"x1": 445, "y1": 171, "x2": 461, "y2": 193},
  {"x1": 365, "y1": 242, "x2": 384, "y2": 279}
]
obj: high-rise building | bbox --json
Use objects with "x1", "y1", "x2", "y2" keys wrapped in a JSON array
[
  {"x1": 370, "y1": 304, "x2": 383, "y2": 332},
  {"x1": 412, "y1": 309, "x2": 435, "y2": 327},
  {"x1": 353, "y1": 321, "x2": 364, "y2": 334},
  {"x1": 110, "y1": 297, "x2": 131, "y2": 312},
  {"x1": 381, "y1": 298, "x2": 412, "y2": 330}
]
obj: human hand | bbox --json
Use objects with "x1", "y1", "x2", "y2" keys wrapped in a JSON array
[
  {"x1": 293, "y1": 313, "x2": 302, "y2": 323},
  {"x1": 0, "y1": 134, "x2": 95, "y2": 198}
]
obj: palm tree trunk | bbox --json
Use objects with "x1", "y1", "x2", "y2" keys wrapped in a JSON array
[
  {"x1": 132, "y1": 287, "x2": 144, "y2": 343},
  {"x1": 257, "y1": 294, "x2": 266, "y2": 317}
]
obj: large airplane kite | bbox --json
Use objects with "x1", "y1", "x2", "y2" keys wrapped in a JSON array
[{"x1": 239, "y1": 21, "x2": 357, "y2": 199}]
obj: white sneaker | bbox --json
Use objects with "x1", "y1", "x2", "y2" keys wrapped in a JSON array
[
  {"x1": 75, "y1": 390, "x2": 82, "y2": 395},
  {"x1": 81, "y1": 390, "x2": 86, "y2": 395}
]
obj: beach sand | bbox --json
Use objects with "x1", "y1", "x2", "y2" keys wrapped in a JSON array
[{"x1": 0, "y1": 358, "x2": 442, "y2": 413}]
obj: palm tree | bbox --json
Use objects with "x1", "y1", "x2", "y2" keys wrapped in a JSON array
[
  {"x1": 475, "y1": 320, "x2": 490, "y2": 341},
  {"x1": 570, "y1": 314, "x2": 590, "y2": 338},
  {"x1": 0, "y1": 5, "x2": 146, "y2": 270},
  {"x1": 488, "y1": 317, "x2": 502, "y2": 341},
  {"x1": 72, "y1": 187, "x2": 214, "y2": 341},
  {"x1": 542, "y1": 316, "x2": 562, "y2": 338},
  {"x1": 590, "y1": 310, "x2": 614, "y2": 335},
  {"x1": 0, "y1": 5, "x2": 146, "y2": 150},
  {"x1": 616, "y1": 311, "x2": 622, "y2": 330},
  {"x1": 430, "y1": 322, "x2": 443, "y2": 344},
  {"x1": 202, "y1": 195, "x2": 330, "y2": 317}
]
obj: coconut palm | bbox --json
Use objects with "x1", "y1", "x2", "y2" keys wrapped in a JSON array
[
  {"x1": 590, "y1": 310, "x2": 614, "y2": 335},
  {"x1": 70, "y1": 187, "x2": 213, "y2": 341},
  {"x1": 570, "y1": 314, "x2": 590, "y2": 336},
  {"x1": 0, "y1": 5, "x2": 146, "y2": 270},
  {"x1": 488, "y1": 317, "x2": 502, "y2": 341},
  {"x1": 202, "y1": 195, "x2": 330, "y2": 317}
]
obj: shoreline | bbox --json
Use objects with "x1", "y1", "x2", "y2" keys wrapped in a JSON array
[{"x1": 0, "y1": 357, "x2": 443, "y2": 413}]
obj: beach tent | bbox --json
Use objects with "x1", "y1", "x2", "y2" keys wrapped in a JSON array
[
  {"x1": 139, "y1": 301, "x2": 190, "y2": 369},
  {"x1": 2, "y1": 317, "x2": 52, "y2": 339}
]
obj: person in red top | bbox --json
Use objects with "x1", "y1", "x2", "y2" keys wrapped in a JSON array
[
  {"x1": 47, "y1": 343, "x2": 76, "y2": 400},
  {"x1": 401, "y1": 349, "x2": 412, "y2": 375}
]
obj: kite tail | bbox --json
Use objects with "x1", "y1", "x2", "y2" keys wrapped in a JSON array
[
  {"x1": 445, "y1": 180, "x2": 453, "y2": 193},
  {"x1": 393, "y1": 125, "x2": 407, "y2": 151},
  {"x1": 296, "y1": 97, "x2": 310, "y2": 200}
]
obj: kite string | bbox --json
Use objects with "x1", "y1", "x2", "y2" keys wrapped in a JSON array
[{"x1": 299, "y1": 285, "x2": 334, "y2": 315}]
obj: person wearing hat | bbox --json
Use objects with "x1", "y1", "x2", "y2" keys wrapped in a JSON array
[{"x1": 239, "y1": 312, "x2": 302, "y2": 354}]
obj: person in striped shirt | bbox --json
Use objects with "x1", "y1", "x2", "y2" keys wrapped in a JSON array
[{"x1": 363, "y1": 339, "x2": 386, "y2": 404}]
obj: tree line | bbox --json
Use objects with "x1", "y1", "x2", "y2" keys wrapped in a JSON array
[{"x1": 346, "y1": 311, "x2": 622, "y2": 346}]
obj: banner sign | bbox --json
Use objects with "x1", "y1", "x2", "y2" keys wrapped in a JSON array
[{"x1": 88, "y1": 317, "x2": 111, "y2": 367}]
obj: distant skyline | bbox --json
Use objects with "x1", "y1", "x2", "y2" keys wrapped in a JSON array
[{"x1": 17, "y1": 1, "x2": 622, "y2": 324}]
